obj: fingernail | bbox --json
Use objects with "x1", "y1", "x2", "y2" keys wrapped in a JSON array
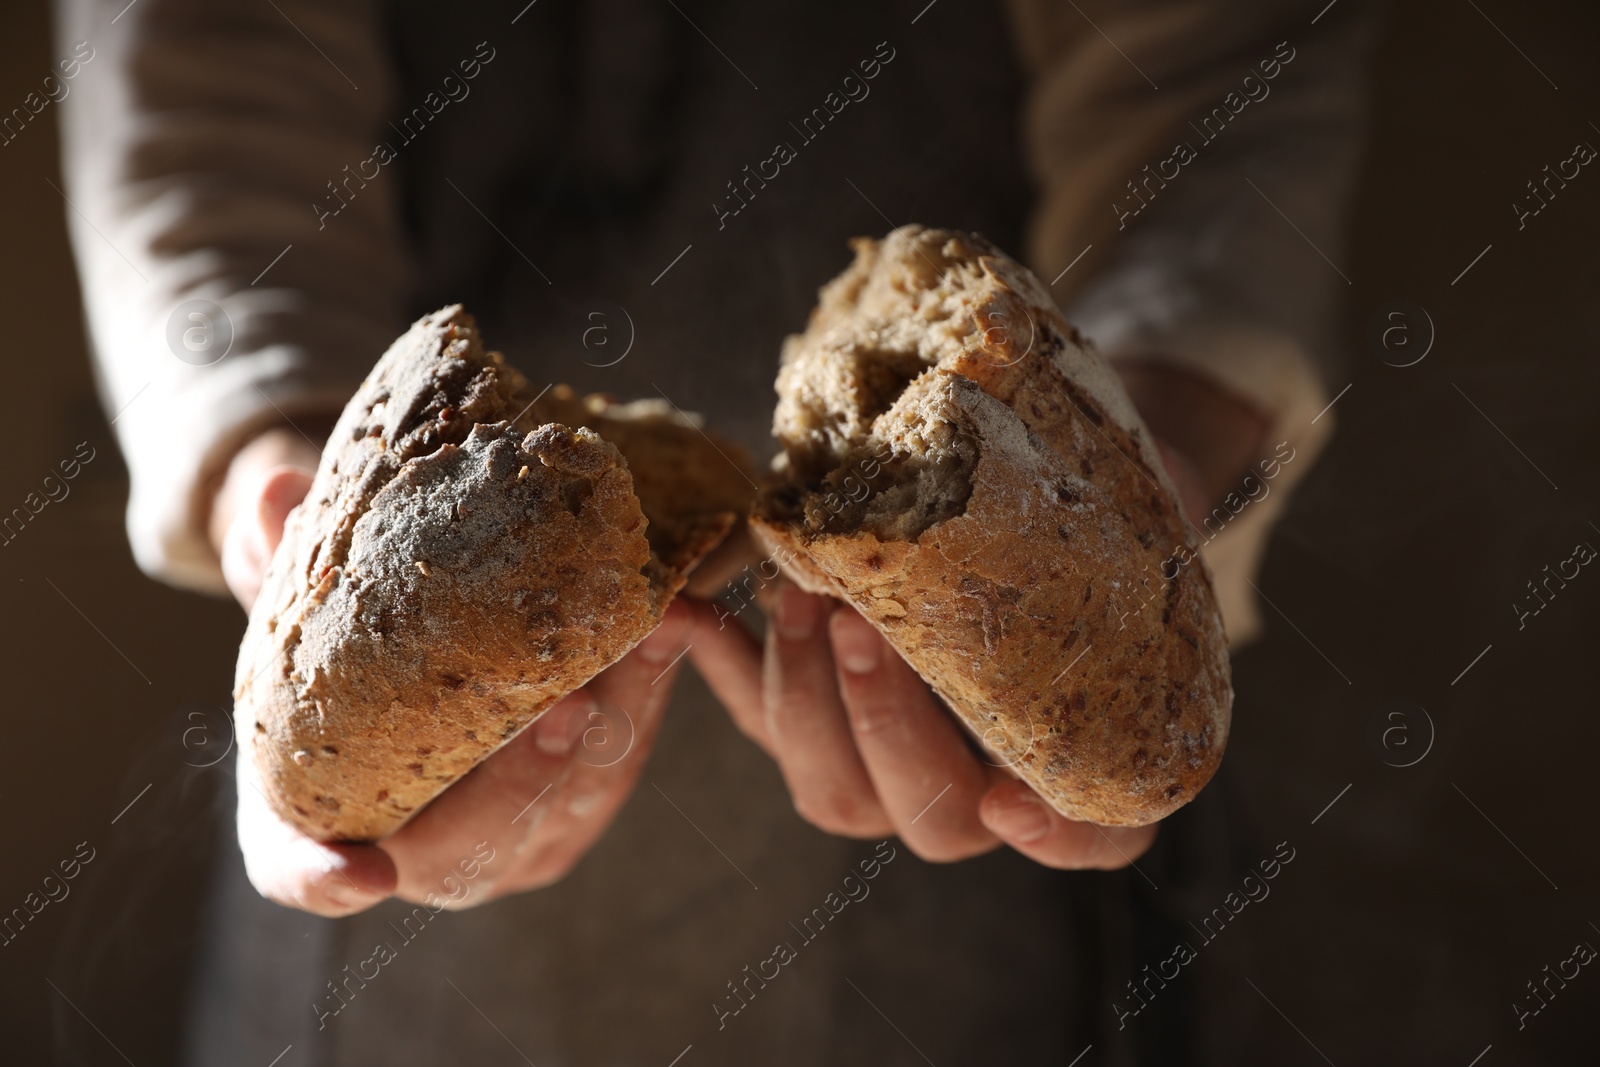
[
  {"x1": 637, "y1": 604, "x2": 691, "y2": 664},
  {"x1": 535, "y1": 721, "x2": 573, "y2": 756},
  {"x1": 777, "y1": 583, "x2": 823, "y2": 640},
  {"x1": 991, "y1": 795, "x2": 1052, "y2": 844},
  {"x1": 535, "y1": 693, "x2": 593, "y2": 756},
  {"x1": 831, "y1": 611, "x2": 882, "y2": 674}
]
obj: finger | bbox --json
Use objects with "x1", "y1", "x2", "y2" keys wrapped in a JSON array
[
  {"x1": 588, "y1": 595, "x2": 696, "y2": 697},
  {"x1": 380, "y1": 716, "x2": 572, "y2": 907},
  {"x1": 488, "y1": 602, "x2": 694, "y2": 895},
  {"x1": 236, "y1": 756, "x2": 397, "y2": 917},
  {"x1": 381, "y1": 601, "x2": 698, "y2": 906},
  {"x1": 490, "y1": 701, "x2": 665, "y2": 895},
  {"x1": 682, "y1": 523, "x2": 761, "y2": 598},
  {"x1": 682, "y1": 598, "x2": 772, "y2": 755},
  {"x1": 766, "y1": 583, "x2": 892, "y2": 838},
  {"x1": 828, "y1": 608, "x2": 997, "y2": 861},
  {"x1": 978, "y1": 779, "x2": 1159, "y2": 870},
  {"x1": 528, "y1": 686, "x2": 612, "y2": 761}
]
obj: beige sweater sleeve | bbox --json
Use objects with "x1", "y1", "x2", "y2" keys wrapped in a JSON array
[
  {"x1": 1006, "y1": 0, "x2": 1376, "y2": 644},
  {"x1": 58, "y1": 0, "x2": 413, "y2": 593}
]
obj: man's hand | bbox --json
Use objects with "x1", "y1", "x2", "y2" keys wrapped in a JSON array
[
  {"x1": 215, "y1": 424, "x2": 693, "y2": 916},
  {"x1": 686, "y1": 360, "x2": 1269, "y2": 871},
  {"x1": 686, "y1": 588, "x2": 1159, "y2": 867},
  {"x1": 210, "y1": 425, "x2": 324, "y2": 609},
  {"x1": 1117, "y1": 359, "x2": 1272, "y2": 524}
]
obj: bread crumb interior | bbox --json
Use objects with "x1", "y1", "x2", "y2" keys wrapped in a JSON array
[{"x1": 771, "y1": 232, "x2": 1001, "y2": 541}]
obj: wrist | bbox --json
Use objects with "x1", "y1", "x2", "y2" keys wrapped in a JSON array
[{"x1": 1115, "y1": 359, "x2": 1272, "y2": 513}]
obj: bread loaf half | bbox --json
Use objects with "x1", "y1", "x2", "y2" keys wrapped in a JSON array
[
  {"x1": 233, "y1": 306, "x2": 752, "y2": 841},
  {"x1": 751, "y1": 227, "x2": 1231, "y2": 827}
]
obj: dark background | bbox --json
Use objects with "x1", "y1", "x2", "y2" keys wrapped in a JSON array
[{"x1": 2, "y1": 0, "x2": 1598, "y2": 1063}]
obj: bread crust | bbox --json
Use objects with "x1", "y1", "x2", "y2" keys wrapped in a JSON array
[
  {"x1": 234, "y1": 307, "x2": 749, "y2": 841},
  {"x1": 752, "y1": 227, "x2": 1232, "y2": 827}
]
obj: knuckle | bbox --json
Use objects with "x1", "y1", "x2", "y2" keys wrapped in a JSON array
[
  {"x1": 564, "y1": 788, "x2": 609, "y2": 819},
  {"x1": 845, "y1": 697, "x2": 902, "y2": 737}
]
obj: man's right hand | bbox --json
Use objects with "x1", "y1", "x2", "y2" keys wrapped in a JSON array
[{"x1": 214, "y1": 425, "x2": 692, "y2": 917}]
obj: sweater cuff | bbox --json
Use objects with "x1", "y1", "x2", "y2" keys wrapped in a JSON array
[{"x1": 118, "y1": 346, "x2": 355, "y2": 595}]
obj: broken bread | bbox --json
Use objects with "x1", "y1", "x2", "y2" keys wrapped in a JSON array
[
  {"x1": 233, "y1": 305, "x2": 752, "y2": 841},
  {"x1": 752, "y1": 227, "x2": 1231, "y2": 827}
]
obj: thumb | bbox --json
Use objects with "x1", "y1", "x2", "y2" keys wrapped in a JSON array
[
  {"x1": 221, "y1": 466, "x2": 313, "y2": 610},
  {"x1": 235, "y1": 747, "x2": 397, "y2": 916}
]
